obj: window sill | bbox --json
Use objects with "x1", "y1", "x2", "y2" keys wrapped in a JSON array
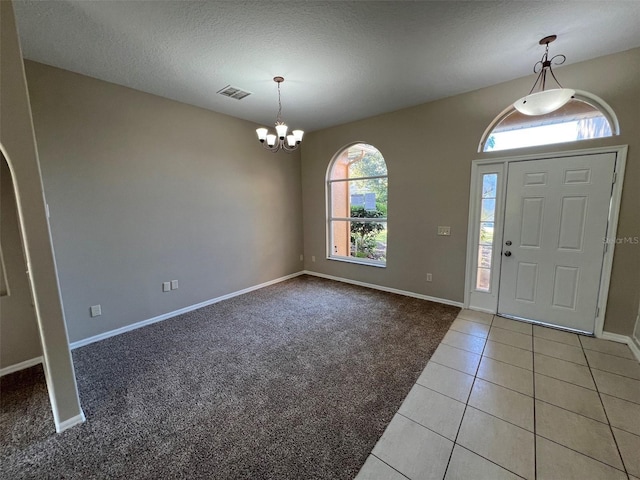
[{"x1": 327, "y1": 256, "x2": 386, "y2": 268}]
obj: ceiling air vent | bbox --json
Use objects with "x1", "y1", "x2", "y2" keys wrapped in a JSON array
[{"x1": 217, "y1": 85, "x2": 252, "y2": 100}]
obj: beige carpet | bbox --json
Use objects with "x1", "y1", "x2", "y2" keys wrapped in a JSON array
[{"x1": 0, "y1": 275, "x2": 459, "y2": 479}]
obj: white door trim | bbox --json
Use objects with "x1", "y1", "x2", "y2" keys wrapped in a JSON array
[{"x1": 464, "y1": 145, "x2": 628, "y2": 337}]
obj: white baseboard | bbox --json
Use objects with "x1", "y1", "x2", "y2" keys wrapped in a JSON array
[
  {"x1": 55, "y1": 410, "x2": 85, "y2": 433},
  {"x1": 70, "y1": 271, "x2": 305, "y2": 350},
  {"x1": 303, "y1": 270, "x2": 464, "y2": 308},
  {"x1": 0, "y1": 356, "x2": 43, "y2": 377},
  {"x1": 600, "y1": 331, "x2": 640, "y2": 362}
]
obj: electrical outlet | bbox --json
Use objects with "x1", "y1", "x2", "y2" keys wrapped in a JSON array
[
  {"x1": 171, "y1": 280, "x2": 179, "y2": 290},
  {"x1": 437, "y1": 226, "x2": 451, "y2": 236},
  {"x1": 426, "y1": 273, "x2": 433, "y2": 282},
  {"x1": 162, "y1": 282, "x2": 171, "y2": 292},
  {"x1": 90, "y1": 304, "x2": 102, "y2": 317}
]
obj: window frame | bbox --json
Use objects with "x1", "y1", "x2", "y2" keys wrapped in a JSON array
[
  {"x1": 326, "y1": 143, "x2": 388, "y2": 268},
  {"x1": 466, "y1": 162, "x2": 506, "y2": 311}
]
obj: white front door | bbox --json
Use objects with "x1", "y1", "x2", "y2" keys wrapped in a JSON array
[{"x1": 497, "y1": 153, "x2": 616, "y2": 333}]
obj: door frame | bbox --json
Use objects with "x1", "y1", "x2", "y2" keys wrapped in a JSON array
[{"x1": 464, "y1": 145, "x2": 628, "y2": 337}]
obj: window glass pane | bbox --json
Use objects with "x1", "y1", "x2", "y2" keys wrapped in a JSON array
[
  {"x1": 479, "y1": 222, "x2": 494, "y2": 245},
  {"x1": 478, "y1": 245, "x2": 492, "y2": 268},
  {"x1": 476, "y1": 268, "x2": 491, "y2": 292},
  {"x1": 482, "y1": 174, "x2": 497, "y2": 198},
  {"x1": 330, "y1": 157, "x2": 350, "y2": 180},
  {"x1": 476, "y1": 173, "x2": 499, "y2": 292},
  {"x1": 347, "y1": 144, "x2": 388, "y2": 178},
  {"x1": 330, "y1": 220, "x2": 387, "y2": 263},
  {"x1": 481, "y1": 199, "x2": 496, "y2": 222},
  {"x1": 331, "y1": 179, "x2": 388, "y2": 218},
  {"x1": 330, "y1": 180, "x2": 350, "y2": 218}
]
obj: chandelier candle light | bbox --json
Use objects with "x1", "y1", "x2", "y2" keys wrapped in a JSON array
[
  {"x1": 513, "y1": 35, "x2": 575, "y2": 116},
  {"x1": 256, "y1": 76, "x2": 304, "y2": 152}
]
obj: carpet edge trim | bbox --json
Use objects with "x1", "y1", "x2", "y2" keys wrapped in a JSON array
[
  {"x1": 69, "y1": 271, "x2": 305, "y2": 350},
  {"x1": 303, "y1": 270, "x2": 463, "y2": 307},
  {"x1": 0, "y1": 356, "x2": 44, "y2": 377}
]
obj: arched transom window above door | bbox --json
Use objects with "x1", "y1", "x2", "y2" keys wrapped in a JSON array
[{"x1": 479, "y1": 91, "x2": 619, "y2": 153}]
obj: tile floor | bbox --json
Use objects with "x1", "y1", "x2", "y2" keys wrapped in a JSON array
[{"x1": 356, "y1": 309, "x2": 640, "y2": 480}]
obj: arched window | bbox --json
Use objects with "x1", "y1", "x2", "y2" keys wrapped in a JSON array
[
  {"x1": 479, "y1": 91, "x2": 619, "y2": 152},
  {"x1": 327, "y1": 143, "x2": 388, "y2": 266}
]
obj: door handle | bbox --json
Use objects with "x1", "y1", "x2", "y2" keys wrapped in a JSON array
[{"x1": 504, "y1": 251, "x2": 512, "y2": 257}]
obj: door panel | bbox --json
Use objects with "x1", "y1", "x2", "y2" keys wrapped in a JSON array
[
  {"x1": 552, "y1": 266, "x2": 579, "y2": 309},
  {"x1": 515, "y1": 263, "x2": 538, "y2": 302},
  {"x1": 558, "y1": 196, "x2": 587, "y2": 250},
  {"x1": 498, "y1": 153, "x2": 615, "y2": 333},
  {"x1": 520, "y1": 197, "x2": 544, "y2": 247}
]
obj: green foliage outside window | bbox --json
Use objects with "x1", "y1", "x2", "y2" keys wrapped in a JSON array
[{"x1": 350, "y1": 206, "x2": 385, "y2": 259}]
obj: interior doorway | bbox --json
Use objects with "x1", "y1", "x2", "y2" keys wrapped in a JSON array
[
  {"x1": 0, "y1": 153, "x2": 41, "y2": 368},
  {"x1": 465, "y1": 146, "x2": 627, "y2": 336}
]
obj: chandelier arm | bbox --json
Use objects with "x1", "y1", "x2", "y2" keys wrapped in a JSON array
[
  {"x1": 527, "y1": 69, "x2": 545, "y2": 95},
  {"x1": 549, "y1": 54, "x2": 567, "y2": 66},
  {"x1": 281, "y1": 142, "x2": 301, "y2": 153},
  {"x1": 547, "y1": 67, "x2": 564, "y2": 88},
  {"x1": 261, "y1": 141, "x2": 281, "y2": 153},
  {"x1": 533, "y1": 59, "x2": 544, "y2": 74}
]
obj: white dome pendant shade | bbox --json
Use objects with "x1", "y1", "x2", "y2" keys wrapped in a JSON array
[
  {"x1": 514, "y1": 88, "x2": 576, "y2": 116},
  {"x1": 513, "y1": 35, "x2": 574, "y2": 116}
]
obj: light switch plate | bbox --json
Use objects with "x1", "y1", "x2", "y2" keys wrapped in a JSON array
[
  {"x1": 171, "y1": 280, "x2": 179, "y2": 290},
  {"x1": 90, "y1": 305, "x2": 101, "y2": 317},
  {"x1": 162, "y1": 282, "x2": 171, "y2": 292}
]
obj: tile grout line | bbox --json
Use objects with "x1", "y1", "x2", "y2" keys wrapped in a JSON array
[
  {"x1": 413, "y1": 381, "x2": 472, "y2": 405},
  {"x1": 428, "y1": 358, "x2": 480, "y2": 377},
  {"x1": 534, "y1": 434, "x2": 629, "y2": 474},
  {"x1": 441, "y1": 316, "x2": 493, "y2": 480},
  {"x1": 585, "y1": 347, "x2": 639, "y2": 361},
  {"x1": 448, "y1": 326, "x2": 490, "y2": 340},
  {"x1": 587, "y1": 366, "x2": 640, "y2": 382},
  {"x1": 369, "y1": 453, "x2": 411, "y2": 480},
  {"x1": 450, "y1": 444, "x2": 528, "y2": 480},
  {"x1": 534, "y1": 395, "x2": 613, "y2": 426},
  {"x1": 582, "y1": 336, "x2": 629, "y2": 477},
  {"x1": 534, "y1": 369, "x2": 597, "y2": 392},
  {"x1": 534, "y1": 350, "x2": 589, "y2": 367}
]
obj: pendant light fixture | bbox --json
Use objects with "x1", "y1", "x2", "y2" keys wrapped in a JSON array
[
  {"x1": 513, "y1": 35, "x2": 575, "y2": 116},
  {"x1": 256, "y1": 76, "x2": 304, "y2": 152}
]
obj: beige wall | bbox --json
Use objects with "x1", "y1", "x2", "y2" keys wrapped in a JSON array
[
  {"x1": 302, "y1": 47, "x2": 640, "y2": 336},
  {"x1": 1, "y1": 156, "x2": 42, "y2": 368},
  {"x1": 24, "y1": 61, "x2": 304, "y2": 343}
]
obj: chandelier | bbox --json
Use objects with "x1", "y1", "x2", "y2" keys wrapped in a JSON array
[
  {"x1": 513, "y1": 35, "x2": 575, "y2": 116},
  {"x1": 256, "y1": 76, "x2": 304, "y2": 152}
]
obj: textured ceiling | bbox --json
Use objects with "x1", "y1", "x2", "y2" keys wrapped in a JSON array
[{"x1": 13, "y1": 1, "x2": 640, "y2": 132}]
